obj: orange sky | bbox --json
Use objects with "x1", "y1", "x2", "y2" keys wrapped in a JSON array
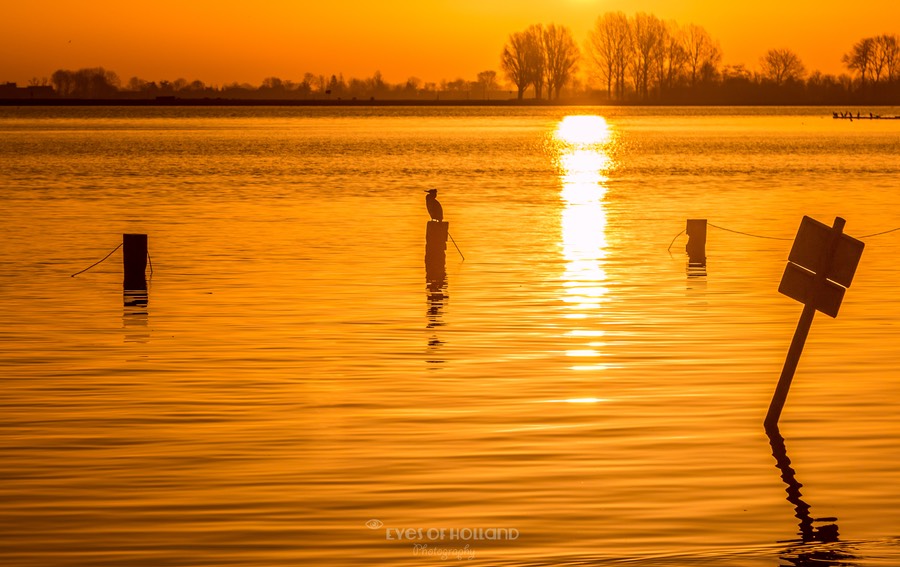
[{"x1": 3, "y1": 0, "x2": 898, "y2": 86}]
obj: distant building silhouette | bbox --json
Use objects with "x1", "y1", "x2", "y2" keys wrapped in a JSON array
[{"x1": 0, "y1": 82, "x2": 55, "y2": 99}]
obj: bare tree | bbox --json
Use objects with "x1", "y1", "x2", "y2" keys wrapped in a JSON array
[
  {"x1": 843, "y1": 35, "x2": 900, "y2": 86},
  {"x1": 587, "y1": 12, "x2": 632, "y2": 100},
  {"x1": 878, "y1": 34, "x2": 900, "y2": 83},
  {"x1": 125, "y1": 77, "x2": 142, "y2": 91},
  {"x1": 476, "y1": 70, "x2": 498, "y2": 99},
  {"x1": 326, "y1": 74, "x2": 346, "y2": 97},
  {"x1": 881, "y1": 34, "x2": 900, "y2": 82},
  {"x1": 842, "y1": 38, "x2": 875, "y2": 85},
  {"x1": 445, "y1": 78, "x2": 468, "y2": 92},
  {"x1": 501, "y1": 30, "x2": 534, "y2": 99},
  {"x1": 503, "y1": 22, "x2": 586, "y2": 100},
  {"x1": 524, "y1": 24, "x2": 546, "y2": 99},
  {"x1": 297, "y1": 73, "x2": 316, "y2": 98},
  {"x1": 760, "y1": 48, "x2": 806, "y2": 85},
  {"x1": 872, "y1": 34, "x2": 900, "y2": 83},
  {"x1": 51, "y1": 67, "x2": 119, "y2": 98},
  {"x1": 542, "y1": 24, "x2": 579, "y2": 100},
  {"x1": 402, "y1": 76, "x2": 421, "y2": 97},
  {"x1": 683, "y1": 23, "x2": 721, "y2": 86},
  {"x1": 348, "y1": 77, "x2": 366, "y2": 98},
  {"x1": 657, "y1": 22, "x2": 688, "y2": 93},
  {"x1": 871, "y1": 38, "x2": 888, "y2": 83},
  {"x1": 367, "y1": 70, "x2": 387, "y2": 97},
  {"x1": 630, "y1": 12, "x2": 666, "y2": 99},
  {"x1": 51, "y1": 69, "x2": 75, "y2": 97}
]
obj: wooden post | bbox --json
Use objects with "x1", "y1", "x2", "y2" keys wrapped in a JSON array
[
  {"x1": 686, "y1": 219, "x2": 707, "y2": 265},
  {"x1": 765, "y1": 218, "x2": 845, "y2": 429},
  {"x1": 765, "y1": 303, "x2": 816, "y2": 428},
  {"x1": 424, "y1": 221, "x2": 448, "y2": 331},
  {"x1": 425, "y1": 221, "x2": 448, "y2": 263},
  {"x1": 123, "y1": 233, "x2": 148, "y2": 290}
]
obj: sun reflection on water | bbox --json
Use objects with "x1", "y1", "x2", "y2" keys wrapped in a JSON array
[{"x1": 552, "y1": 115, "x2": 616, "y2": 366}]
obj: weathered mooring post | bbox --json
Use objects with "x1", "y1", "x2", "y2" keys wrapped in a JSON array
[
  {"x1": 685, "y1": 219, "x2": 707, "y2": 266},
  {"x1": 123, "y1": 233, "x2": 148, "y2": 306},
  {"x1": 123, "y1": 234, "x2": 148, "y2": 286},
  {"x1": 425, "y1": 221, "x2": 448, "y2": 265}
]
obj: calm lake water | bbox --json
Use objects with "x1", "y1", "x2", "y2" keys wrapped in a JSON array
[{"x1": 2, "y1": 106, "x2": 900, "y2": 566}]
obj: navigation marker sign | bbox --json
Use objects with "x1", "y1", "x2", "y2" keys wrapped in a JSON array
[
  {"x1": 765, "y1": 216, "x2": 864, "y2": 428},
  {"x1": 778, "y1": 216, "x2": 864, "y2": 317}
]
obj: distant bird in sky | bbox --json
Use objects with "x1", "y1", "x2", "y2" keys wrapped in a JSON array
[{"x1": 425, "y1": 188, "x2": 443, "y2": 222}]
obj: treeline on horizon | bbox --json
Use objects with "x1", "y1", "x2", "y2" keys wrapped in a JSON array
[{"x1": 14, "y1": 12, "x2": 900, "y2": 105}]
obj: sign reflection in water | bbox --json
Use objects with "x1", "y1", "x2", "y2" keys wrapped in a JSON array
[{"x1": 553, "y1": 115, "x2": 615, "y2": 370}]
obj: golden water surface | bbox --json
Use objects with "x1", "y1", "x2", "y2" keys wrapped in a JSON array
[{"x1": 1, "y1": 106, "x2": 899, "y2": 566}]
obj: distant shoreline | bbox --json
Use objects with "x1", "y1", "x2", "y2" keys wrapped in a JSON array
[
  {"x1": 2, "y1": 98, "x2": 561, "y2": 107},
  {"x1": 1, "y1": 98, "x2": 889, "y2": 108}
]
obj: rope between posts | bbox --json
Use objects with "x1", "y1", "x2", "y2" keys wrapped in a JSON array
[
  {"x1": 858, "y1": 227, "x2": 900, "y2": 239},
  {"x1": 707, "y1": 223, "x2": 793, "y2": 241},
  {"x1": 70, "y1": 243, "x2": 123, "y2": 277},
  {"x1": 669, "y1": 222, "x2": 900, "y2": 251},
  {"x1": 666, "y1": 229, "x2": 686, "y2": 252}
]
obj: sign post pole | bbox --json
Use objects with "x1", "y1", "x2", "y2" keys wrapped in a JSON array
[{"x1": 765, "y1": 302, "x2": 817, "y2": 429}]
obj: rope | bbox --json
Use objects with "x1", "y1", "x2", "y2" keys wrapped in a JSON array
[
  {"x1": 667, "y1": 229, "x2": 686, "y2": 252},
  {"x1": 707, "y1": 223, "x2": 793, "y2": 241},
  {"x1": 668, "y1": 220, "x2": 900, "y2": 251},
  {"x1": 667, "y1": 222, "x2": 790, "y2": 252},
  {"x1": 858, "y1": 227, "x2": 900, "y2": 239},
  {"x1": 70, "y1": 243, "x2": 123, "y2": 277},
  {"x1": 447, "y1": 232, "x2": 465, "y2": 261}
]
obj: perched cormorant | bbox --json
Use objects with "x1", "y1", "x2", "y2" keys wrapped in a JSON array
[{"x1": 425, "y1": 189, "x2": 443, "y2": 222}]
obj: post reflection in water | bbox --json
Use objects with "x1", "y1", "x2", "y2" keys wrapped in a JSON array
[
  {"x1": 552, "y1": 115, "x2": 614, "y2": 369},
  {"x1": 424, "y1": 223, "x2": 448, "y2": 367},
  {"x1": 685, "y1": 218, "x2": 708, "y2": 277},
  {"x1": 767, "y1": 427, "x2": 856, "y2": 566},
  {"x1": 123, "y1": 279, "x2": 150, "y2": 345},
  {"x1": 687, "y1": 261, "x2": 708, "y2": 279}
]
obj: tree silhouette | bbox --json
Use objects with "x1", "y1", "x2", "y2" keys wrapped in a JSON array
[
  {"x1": 24, "y1": 19, "x2": 900, "y2": 106},
  {"x1": 843, "y1": 34, "x2": 900, "y2": 85},
  {"x1": 476, "y1": 70, "x2": 497, "y2": 99},
  {"x1": 502, "y1": 23, "x2": 579, "y2": 100},
  {"x1": 586, "y1": 13, "x2": 723, "y2": 101},
  {"x1": 403, "y1": 76, "x2": 421, "y2": 97},
  {"x1": 524, "y1": 24, "x2": 546, "y2": 99},
  {"x1": 542, "y1": 24, "x2": 580, "y2": 100},
  {"x1": 880, "y1": 34, "x2": 900, "y2": 82},
  {"x1": 51, "y1": 67, "x2": 119, "y2": 98},
  {"x1": 683, "y1": 23, "x2": 721, "y2": 87},
  {"x1": 630, "y1": 13, "x2": 666, "y2": 99},
  {"x1": 586, "y1": 12, "x2": 631, "y2": 100},
  {"x1": 657, "y1": 23, "x2": 688, "y2": 94},
  {"x1": 501, "y1": 29, "x2": 536, "y2": 99},
  {"x1": 842, "y1": 38, "x2": 874, "y2": 85},
  {"x1": 760, "y1": 48, "x2": 806, "y2": 86}
]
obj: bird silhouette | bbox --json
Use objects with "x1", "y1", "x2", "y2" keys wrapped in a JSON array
[{"x1": 425, "y1": 189, "x2": 443, "y2": 222}]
